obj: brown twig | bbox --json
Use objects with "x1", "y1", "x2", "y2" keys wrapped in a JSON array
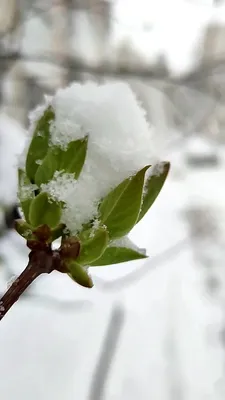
[
  {"x1": 0, "y1": 249, "x2": 56, "y2": 321},
  {"x1": 0, "y1": 226, "x2": 81, "y2": 321}
]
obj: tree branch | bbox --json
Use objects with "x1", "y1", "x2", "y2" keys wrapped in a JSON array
[
  {"x1": 1, "y1": 52, "x2": 225, "y2": 85},
  {"x1": 0, "y1": 250, "x2": 55, "y2": 321}
]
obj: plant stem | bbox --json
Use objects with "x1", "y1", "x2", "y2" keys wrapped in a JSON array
[{"x1": 0, "y1": 250, "x2": 55, "y2": 321}]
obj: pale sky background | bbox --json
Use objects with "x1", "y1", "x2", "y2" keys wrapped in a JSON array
[
  {"x1": 21, "y1": 0, "x2": 225, "y2": 75},
  {"x1": 111, "y1": 0, "x2": 225, "y2": 74}
]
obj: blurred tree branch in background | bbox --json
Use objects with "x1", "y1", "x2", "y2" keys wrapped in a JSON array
[{"x1": 1, "y1": 52, "x2": 225, "y2": 83}]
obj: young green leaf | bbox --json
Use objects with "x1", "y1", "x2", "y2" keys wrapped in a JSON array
[
  {"x1": 35, "y1": 147, "x2": 58, "y2": 186},
  {"x1": 35, "y1": 137, "x2": 88, "y2": 186},
  {"x1": 77, "y1": 226, "x2": 109, "y2": 265},
  {"x1": 67, "y1": 262, "x2": 93, "y2": 288},
  {"x1": 90, "y1": 245, "x2": 147, "y2": 266},
  {"x1": 99, "y1": 165, "x2": 150, "y2": 240},
  {"x1": 58, "y1": 136, "x2": 88, "y2": 178},
  {"x1": 18, "y1": 169, "x2": 34, "y2": 224},
  {"x1": 137, "y1": 161, "x2": 170, "y2": 223},
  {"x1": 26, "y1": 106, "x2": 54, "y2": 182},
  {"x1": 29, "y1": 192, "x2": 61, "y2": 228},
  {"x1": 21, "y1": 198, "x2": 33, "y2": 224}
]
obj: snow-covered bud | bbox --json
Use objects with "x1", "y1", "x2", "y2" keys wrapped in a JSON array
[{"x1": 17, "y1": 81, "x2": 170, "y2": 287}]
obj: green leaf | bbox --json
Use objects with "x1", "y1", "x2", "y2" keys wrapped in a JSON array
[
  {"x1": 35, "y1": 137, "x2": 88, "y2": 186},
  {"x1": 35, "y1": 147, "x2": 58, "y2": 186},
  {"x1": 18, "y1": 169, "x2": 34, "y2": 224},
  {"x1": 58, "y1": 137, "x2": 88, "y2": 178},
  {"x1": 137, "y1": 161, "x2": 170, "y2": 223},
  {"x1": 26, "y1": 106, "x2": 54, "y2": 182},
  {"x1": 29, "y1": 192, "x2": 61, "y2": 228},
  {"x1": 77, "y1": 226, "x2": 109, "y2": 265},
  {"x1": 67, "y1": 262, "x2": 93, "y2": 288},
  {"x1": 90, "y1": 245, "x2": 147, "y2": 266},
  {"x1": 22, "y1": 199, "x2": 33, "y2": 223},
  {"x1": 99, "y1": 165, "x2": 150, "y2": 240}
]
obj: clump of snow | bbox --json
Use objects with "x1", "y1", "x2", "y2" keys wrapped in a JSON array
[
  {"x1": 27, "y1": 81, "x2": 154, "y2": 234},
  {"x1": 90, "y1": 219, "x2": 102, "y2": 237},
  {"x1": 147, "y1": 161, "x2": 167, "y2": 179},
  {"x1": 41, "y1": 172, "x2": 78, "y2": 204},
  {"x1": 19, "y1": 177, "x2": 37, "y2": 201},
  {"x1": 50, "y1": 81, "x2": 152, "y2": 152},
  {"x1": 49, "y1": 119, "x2": 85, "y2": 151},
  {"x1": 91, "y1": 218, "x2": 101, "y2": 231},
  {"x1": 152, "y1": 162, "x2": 167, "y2": 177},
  {"x1": 111, "y1": 236, "x2": 146, "y2": 255}
]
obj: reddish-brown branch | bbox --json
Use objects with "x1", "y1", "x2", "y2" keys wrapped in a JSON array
[
  {"x1": 0, "y1": 250, "x2": 55, "y2": 321},
  {"x1": 0, "y1": 233, "x2": 79, "y2": 321}
]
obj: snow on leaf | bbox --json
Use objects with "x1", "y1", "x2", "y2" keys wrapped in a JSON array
[
  {"x1": 90, "y1": 245, "x2": 147, "y2": 266},
  {"x1": 41, "y1": 172, "x2": 77, "y2": 208},
  {"x1": 35, "y1": 137, "x2": 88, "y2": 186},
  {"x1": 137, "y1": 161, "x2": 170, "y2": 223},
  {"x1": 90, "y1": 235, "x2": 147, "y2": 266},
  {"x1": 23, "y1": 81, "x2": 155, "y2": 234},
  {"x1": 112, "y1": 236, "x2": 146, "y2": 253}
]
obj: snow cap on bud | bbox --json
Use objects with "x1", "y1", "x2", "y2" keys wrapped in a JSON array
[{"x1": 17, "y1": 81, "x2": 170, "y2": 288}]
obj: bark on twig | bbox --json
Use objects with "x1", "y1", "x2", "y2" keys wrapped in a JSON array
[
  {"x1": 0, "y1": 249, "x2": 55, "y2": 321},
  {"x1": 0, "y1": 223, "x2": 80, "y2": 321}
]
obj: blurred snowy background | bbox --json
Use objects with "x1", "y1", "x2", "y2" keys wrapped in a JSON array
[{"x1": 1, "y1": 0, "x2": 225, "y2": 399}]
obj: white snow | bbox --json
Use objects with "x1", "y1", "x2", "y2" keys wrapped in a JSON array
[
  {"x1": 32, "y1": 81, "x2": 154, "y2": 233},
  {"x1": 19, "y1": 179, "x2": 37, "y2": 202},
  {"x1": 111, "y1": 236, "x2": 146, "y2": 255},
  {"x1": 147, "y1": 161, "x2": 168, "y2": 178},
  {"x1": 110, "y1": 0, "x2": 212, "y2": 75}
]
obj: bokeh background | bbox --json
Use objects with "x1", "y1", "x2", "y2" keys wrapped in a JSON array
[{"x1": 1, "y1": 1, "x2": 225, "y2": 399}]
